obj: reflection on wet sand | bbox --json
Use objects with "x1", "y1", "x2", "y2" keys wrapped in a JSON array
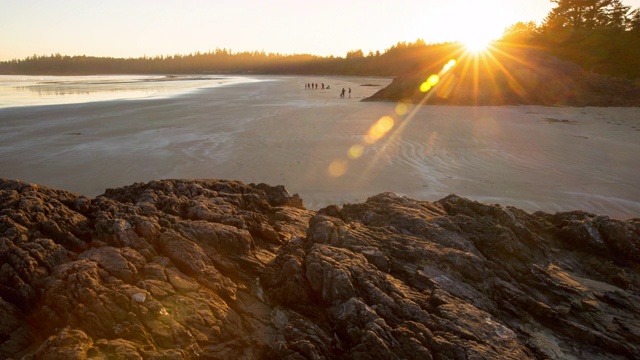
[{"x1": 0, "y1": 75, "x2": 258, "y2": 108}]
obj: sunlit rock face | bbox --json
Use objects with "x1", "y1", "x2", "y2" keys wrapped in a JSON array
[{"x1": 1, "y1": 178, "x2": 639, "y2": 359}]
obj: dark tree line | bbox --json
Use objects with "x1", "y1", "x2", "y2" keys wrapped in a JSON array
[
  {"x1": 0, "y1": 40, "x2": 449, "y2": 77},
  {"x1": 0, "y1": 50, "x2": 322, "y2": 76}
]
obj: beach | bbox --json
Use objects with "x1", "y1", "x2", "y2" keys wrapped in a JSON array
[{"x1": 1, "y1": 75, "x2": 639, "y2": 219}]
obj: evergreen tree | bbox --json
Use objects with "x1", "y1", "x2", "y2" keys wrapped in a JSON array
[
  {"x1": 604, "y1": 0, "x2": 631, "y2": 29},
  {"x1": 543, "y1": 0, "x2": 631, "y2": 30},
  {"x1": 502, "y1": 21, "x2": 540, "y2": 42},
  {"x1": 627, "y1": 8, "x2": 640, "y2": 31}
]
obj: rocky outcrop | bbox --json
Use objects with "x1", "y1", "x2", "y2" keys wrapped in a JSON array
[
  {"x1": 1, "y1": 178, "x2": 638, "y2": 359},
  {"x1": 364, "y1": 45, "x2": 640, "y2": 107}
]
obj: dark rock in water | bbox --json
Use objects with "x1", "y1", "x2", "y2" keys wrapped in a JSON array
[{"x1": 0, "y1": 178, "x2": 638, "y2": 359}]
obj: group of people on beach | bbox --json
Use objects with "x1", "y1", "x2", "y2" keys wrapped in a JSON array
[
  {"x1": 305, "y1": 82, "x2": 351, "y2": 98},
  {"x1": 306, "y1": 83, "x2": 328, "y2": 90}
]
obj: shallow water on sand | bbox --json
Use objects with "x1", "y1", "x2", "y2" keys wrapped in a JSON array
[{"x1": 0, "y1": 74, "x2": 261, "y2": 108}]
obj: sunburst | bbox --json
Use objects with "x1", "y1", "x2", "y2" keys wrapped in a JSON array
[{"x1": 460, "y1": 34, "x2": 495, "y2": 53}]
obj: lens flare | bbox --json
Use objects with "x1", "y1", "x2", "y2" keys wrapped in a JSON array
[
  {"x1": 347, "y1": 144, "x2": 364, "y2": 159},
  {"x1": 420, "y1": 75, "x2": 440, "y2": 93},
  {"x1": 328, "y1": 159, "x2": 348, "y2": 177},
  {"x1": 325, "y1": 39, "x2": 533, "y2": 182},
  {"x1": 364, "y1": 116, "x2": 395, "y2": 144},
  {"x1": 443, "y1": 59, "x2": 457, "y2": 72},
  {"x1": 395, "y1": 103, "x2": 408, "y2": 115},
  {"x1": 436, "y1": 74, "x2": 457, "y2": 99}
]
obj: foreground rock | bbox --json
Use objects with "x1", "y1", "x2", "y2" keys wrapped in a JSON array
[{"x1": 1, "y1": 178, "x2": 638, "y2": 359}]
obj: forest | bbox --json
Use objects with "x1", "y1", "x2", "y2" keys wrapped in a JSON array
[{"x1": 1, "y1": 0, "x2": 639, "y2": 81}]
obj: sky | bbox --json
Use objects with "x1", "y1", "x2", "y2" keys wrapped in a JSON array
[{"x1": 2, "y1": 0, "x2": 640, "y2": 61}]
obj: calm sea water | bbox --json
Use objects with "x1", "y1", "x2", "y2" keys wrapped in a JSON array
[{"x1": 0, "y1": 74, "x2": 260, "y2": 109}]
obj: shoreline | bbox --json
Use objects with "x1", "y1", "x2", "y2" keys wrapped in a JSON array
[{"x1": 1, "y1": 75, "x2": 639, "y2": 219}]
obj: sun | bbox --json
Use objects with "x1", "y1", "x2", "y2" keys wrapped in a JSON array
[
  {"x1": 447, "y1": 1, "x2": 507, "y2": 53},
  {"x1": 460, "y1": 33, "x2": 494, "y2": 53}
]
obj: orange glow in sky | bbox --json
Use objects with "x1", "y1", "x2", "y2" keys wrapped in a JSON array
[{"x1": 2, "y1": 0, "x2": 640, "y2": 61}]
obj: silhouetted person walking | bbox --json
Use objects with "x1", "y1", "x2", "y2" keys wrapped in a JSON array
[{"x1": 340, "y1": 88, "x2": 345, "y2": 98}]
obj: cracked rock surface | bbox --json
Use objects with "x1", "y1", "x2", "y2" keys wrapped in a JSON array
[{"x1": 1, "y1": 178, "x2": 638, "y2": 359}]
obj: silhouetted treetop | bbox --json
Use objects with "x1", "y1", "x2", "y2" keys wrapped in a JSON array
[{"x1": 543, "y1": 0, "x2": 632, "y2": 30}]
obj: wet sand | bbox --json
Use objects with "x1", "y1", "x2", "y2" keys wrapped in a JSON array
[{"x1": 1, "y1": 75, "x2": 639, "y2": 219}]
